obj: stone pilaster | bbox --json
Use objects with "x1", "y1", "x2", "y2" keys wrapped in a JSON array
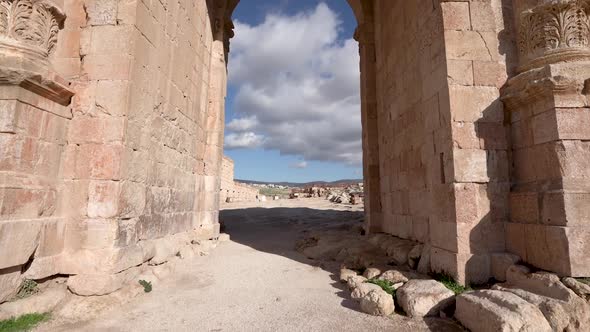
[
  {"x1": 0, "y1": 0, "x2": 73, "y2": 302},
  {"x1": 355, "y1": 6, "x2": 383, "y2": 235},
  {"x1": 503, "y1": 0, "x2": 590, "y2": 276}
]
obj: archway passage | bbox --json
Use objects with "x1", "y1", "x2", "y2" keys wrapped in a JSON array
[{"x1": 1, "y1": 0, "x2": 589, "y2": 311}]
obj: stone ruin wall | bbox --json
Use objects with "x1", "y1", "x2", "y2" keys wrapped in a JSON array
[
  {"x1": 0, "y1": 0, "x2": 224, "y2": 302},
  {"x1": 219, "y1": 156, "x2": 259, "y2": 203},
  {"x1": 2, "y1": 0, "x2": 590, "y2": 301}
]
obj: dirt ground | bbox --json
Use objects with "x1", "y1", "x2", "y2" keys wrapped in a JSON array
[{"x1": 38, "y1": 199, "x2": 461, "y2": 332}]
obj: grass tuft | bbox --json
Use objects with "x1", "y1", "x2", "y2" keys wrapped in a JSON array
[
  {"x1": 576, "y1": 277, "x2": 590, "y2": 285},
  {"x1": 139, "y1": 280, "x2": 152, "y2": 293},
  {"x1": 0, "y1": 313, "x2": 50, "y2": 332},
  {"x1": 366, "y1": 278, "x2": 396, "y2": 296},
  {"x1": 432, "y1": 273, "x2": 471, "y2": 295},
  {"x1": 15, "y1": 280, "x2": 39, "y2": 300}
]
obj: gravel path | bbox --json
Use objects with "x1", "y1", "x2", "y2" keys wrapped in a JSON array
[{"x1": 42, "y1": 199, "x2": 461, "y2": 332}]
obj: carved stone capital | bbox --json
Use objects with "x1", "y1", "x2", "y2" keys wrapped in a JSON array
[
  {"x1": 517, "y1": 0, "x2": 590, "y2": 72},
  {"x1": 0, "y1": 0, "x2": 72, "y2": 105}
]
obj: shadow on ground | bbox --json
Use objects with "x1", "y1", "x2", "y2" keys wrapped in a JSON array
[{"x1": 220, "y1": 204, "x2": 464, "y2": 332}]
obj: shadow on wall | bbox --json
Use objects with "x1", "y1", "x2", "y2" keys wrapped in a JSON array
[
  {"x1": 219, "y1": 206, "x2": 462, "y2": 331},
  {"x1": 464, "y1": 0, "x2": 516, "y2": 283}
]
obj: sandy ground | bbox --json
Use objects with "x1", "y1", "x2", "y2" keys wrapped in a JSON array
[{"x1": 40, "y1": 199, "x2": 461, "y2": 332}]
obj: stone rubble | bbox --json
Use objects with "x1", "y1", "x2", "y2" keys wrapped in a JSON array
[{"x1": 306, "y1": 228, "x2": 590, "y2": 330}]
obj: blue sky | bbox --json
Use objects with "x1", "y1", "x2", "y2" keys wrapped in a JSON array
[{"x1": 224, "y1": 1, "x2": 362, "y2": 182}]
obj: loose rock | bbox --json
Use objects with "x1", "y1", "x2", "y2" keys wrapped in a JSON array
[
  {"x1": 363, "y1": 268, "x2": 381, "y2": 279},
  {"x1": 360, "y1": 289, "x2": 395, "y2": 316},
  {"x1": 562, "y1": 277, "x2": 590, "y2": 302},
  {"x1": 347, "y1": 275, "x2": 367, "y2": 291},
  {"x1": 455, "y1": 290, "x2": 552, "y2": 332},
  {"x1": 397, "y1": 279, "x2": 455, "y2": 318},
  {"x1": 351, "y1": 283, "x2": 382, "y2": 302},
  {"x1": 378, "y1": 270, "x2": 408, "y2": 284},
  {"x1": 340, "y1": 268, "x2": 358, "y2": 283}
]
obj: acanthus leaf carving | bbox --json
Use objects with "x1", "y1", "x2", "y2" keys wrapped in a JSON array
[
  {"x1": 518, "y1": 0, "x2": 590, "y2": 71},
  {"x1": 0, "y1": 0, "x2": 64, "y2": 58}
]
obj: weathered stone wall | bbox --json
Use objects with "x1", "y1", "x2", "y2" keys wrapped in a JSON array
[
  {"x1": 369, "y1": 0, "x2": 513, "y2": 284},
  {"x1": 0, "y1": 0, "x2": 223, "y2": 302},
  {"x1": 220, "y1": 156, "x2": 259, "y2": 203},
  {"x1": 503, "y1": 0, "x2": 590, "y2": 277},
  {"x1": 439, "y1": 0, "x2": 513, "y2": 284},
  {"x1": 2, "y1": 0, "x2": 590, "y2": 302}
]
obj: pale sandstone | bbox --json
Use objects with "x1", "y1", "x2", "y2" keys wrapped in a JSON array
[
  {"x1": 351, "y1": 283, "x2": 382, "y2": 302},
  {"x1": 340, "y1": 268, "x2": 358, "y2": 283},
  {"x1": 359, "y1": 289, "x2": 395, "y2": 317},
  {"x1": 1, "y1": 0, "x2": 590, "y2": 305},
  {"x1": 397, "y1": 280, "x2": 455, "y2": 318},
  {"x1": 363, "y1": 267, "x2": 381, "y2": 279},
  {"x1": 0, "y1": 285, "x2": 68, "y2": 320},
  {"x1": 455, "y1": 290, "x2": 552, "y2": 332},
  {"x1": 378, "y1": 270, "x2": 409, "y2": 284}
]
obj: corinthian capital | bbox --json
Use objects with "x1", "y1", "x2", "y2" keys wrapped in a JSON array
[
  {"x1": 0, "y1": 0, "x2": 65, "y2": 61},
  {"x1": 0, "y1": 0, "x2": 72, "y2": 105},
  {"x1": 517, "y1": 0, "x2": 590, "y2": 71}
]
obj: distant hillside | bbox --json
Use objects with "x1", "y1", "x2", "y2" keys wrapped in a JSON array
[{"x1": 235, "y1": 179, "x2": 363, "y2": 188}]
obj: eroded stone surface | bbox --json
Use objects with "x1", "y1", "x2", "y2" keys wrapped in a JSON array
[
  {"x1": 397, "y1": 280, "x2": 455, "y2": 318},
  {"x1": 455, "y1": 290, "x2": 552, "y2": 332}
]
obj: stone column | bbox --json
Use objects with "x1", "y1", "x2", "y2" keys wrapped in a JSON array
[
  {"x1": 356, "y1": 6, "x2": 383, "y2": 234},
  {"x1": 194, "y1": 1, "x2": 229, "y2": 236},
  {"x1": 503, "y1": 0, "x2": 590, "y2": 276},
  {"x1": 0, "y1": 0, "x2": 73, "y2": 302}
]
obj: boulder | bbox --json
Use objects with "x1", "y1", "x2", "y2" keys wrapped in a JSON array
[
  {"x1": 455, "y1": 290, "x2": 552, "y2": 332},
  {"x1": 67, "y1": 266, "x2": 143, "y2": 296},
  {"x1": 379, "y1": 270, "x2": 409, "y2": 284},
  {"x1": 384, "y1": 240, "x2": 415, "y2": 266},
  {"x1": 506, "y1": 265, "x2": 575, "y2": 301},
  {"x1": 218, "y1": 233, "x2": 231, "y2": 242},
  {"x1": 360, "y1": 289, "x2": 395, "y2": 316},
  {"x1": 149, "y1": 238, "x2": 178, "y2": 265},
  {"x1": 363, "y1": 268, "x2": 381, "y2": 279},
  {"x1": 347, "y1": 275, "x2": 367, "y2": 291},
  {"x1": 351, "y1": 283, "x2": 382, "y2": 301},
  {"x1": 493, "y1": 284, "x2": 590, "y2": 331},
  {"x1": 340, "y1": 268, "x2": 358, "y2": 283},
  {"x1": 397, "y1": 280, "x2": 455, "y2": 318},
  {"x1": 491, "y1": 253, "x2": 520, "y2": 282},
  {"x1": 562, "y1": 277, "x2": 590, "y2": 302},
  {"x1": 407, "y1": 244, "x2": 423, "y2": 270}
]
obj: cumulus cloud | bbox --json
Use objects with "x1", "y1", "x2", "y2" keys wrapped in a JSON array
[
  {"x1": 225, "y1": 3, "x2": 362, "y2": 165},
  {"x1": 225, "y1": 132, "x2": 265, "y2": 149},
  {"x1": 290, "y1": 161, "x2": 308, "y2": 169}
]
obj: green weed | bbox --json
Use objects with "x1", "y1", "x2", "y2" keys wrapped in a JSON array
[
  {"x1": 139, "y1": 280, "x2": 152, "y2": 293},
  {"x1": 0, "y1": 313, "x2": 50, "y2": 332}
]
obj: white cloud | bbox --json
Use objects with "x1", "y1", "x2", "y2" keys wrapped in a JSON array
[
  {"x1": 225, "y1": 3, "x2": 362, "y2": 165},
  {"x1": 225, "y1": 132, "x2": 264, "y2": 149},
  {"x1": 226, "y1": 116, "x2": 259, "y2": 132},
  {"x1": 290, "y1": 161, "x2": 308, "y2": 169}
]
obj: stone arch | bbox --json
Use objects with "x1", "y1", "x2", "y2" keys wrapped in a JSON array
[{"x1": 3, "y1": 0, "x2": 589, "y2": 303}]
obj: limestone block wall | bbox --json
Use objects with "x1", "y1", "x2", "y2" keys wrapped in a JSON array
[
  {"x1": 373, "y1": 0, "x2": 450, "y2": 258},
  {"x1": 53, "y1": 0, "x2": 224, "y2": 276},
  {"x1": 0, "y1": 0, "x2": 224, "y2": 302},
  {"x1": 370, "y1": 0, "x2": 514, "y2": 284},
  {"x1": 219, "y1": 156, "x2": 259, "y2": 203},
  {"x1": 439, "y1": 0, "x2": 513, "y2": 284}
]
